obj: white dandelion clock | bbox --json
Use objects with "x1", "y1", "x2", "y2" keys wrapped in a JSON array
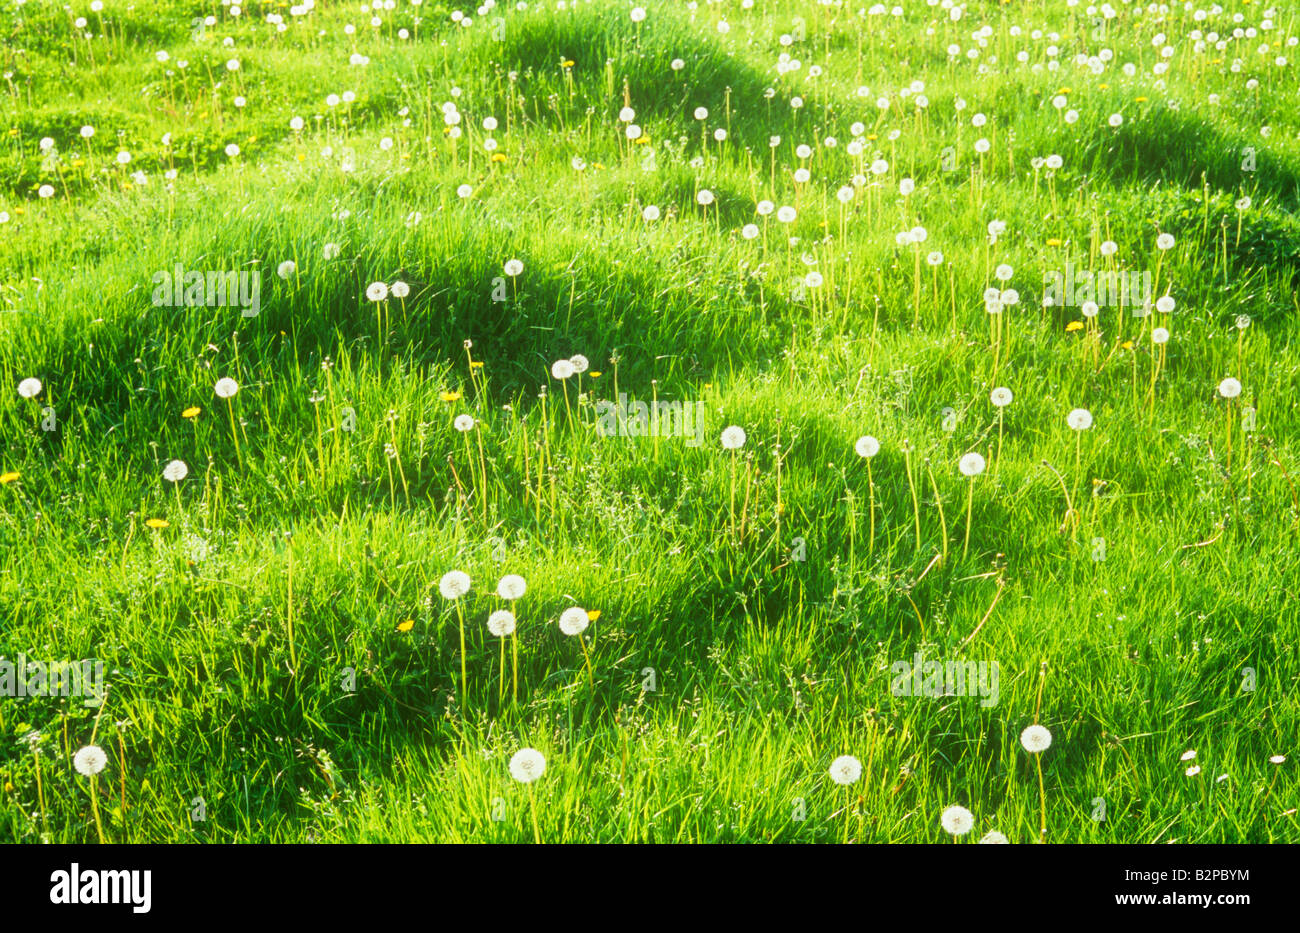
[
  {"x1": 366, "y1": 281, "x2": 389, "y2": 302},
  {"x1": 551, "y1": 359, "x2": 575, "y2": 380},
  {"x1": 454, "y1": 414, "x2": 475, "y2": 432},
  {"x1": 439, "y1": 570, "x2": 471, "y2": 600},
  {"x1": 941, "y1": 805, "x2": 975, "y2": 836},
  {"x1": 959, "y1": 452, "x2": 986, "y2": 477},
  {"x1": 855, "y1": 436, "x2": 880, "y2": 458},
  {"x1": 214, "y1": 377, "x2": 240, "y2": 399},
  {"x1": 558, "y1": 606, "x2": 589, "y2": 636},
  {"x1": 497, "y1": 574, "x2": 527, "y2": 600},
  {"x1": 1067, "y1": 408, "x2": 1093, "y2": 431},
  {"x1": 163, "y1": 459, "x2": 189, "y2": 483},
  {"x1": 17, "y1": 377, "x2": 42, "y2": 399},
  {"x1": 829, "y1": 755, "x2": 862, "y2": 785},
  {"x1": 978, "y1": 831, "x2": 1010, "y2": 844},
  {"x1": 990, "y1": 387, "x2": 1013, "y2": 407},
  {"x1": 720, "y1": 426, "x2": 747, "y2": 449},
  {"x1": 509, "y1": 747, "x2": 546, "y2": 783},
  {"x1": 74, "y1": 745, "x2": 108, "y2": 776},
  {"x1": 487, "y1": 609, "x2": 516, "y2": 637},
  {"x1": 1218, "y1": 377, "x2": 1242, "y2": 399},
  {"x1": 504, "y1": 259, "x2": 524, "y2": 277},
  {"x1": 1020, "y1": 724, "x2": 1052, "y2": 753}
]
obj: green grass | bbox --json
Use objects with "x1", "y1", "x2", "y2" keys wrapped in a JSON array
[{"x1": 0, "y1": 0, "x2": 1297, "y2": 844}]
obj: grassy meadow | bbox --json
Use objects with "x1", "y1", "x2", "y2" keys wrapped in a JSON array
[{"x1": 1, "y1": 0, "x2": 1298, "y2": 843}]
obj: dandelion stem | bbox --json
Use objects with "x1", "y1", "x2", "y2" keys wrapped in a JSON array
[
  {"x1": 498, "y1": 635, "x2": 507, "y2": 706},
  {"x1": 457, "y1": 601, "x2": 468, "y2": 708},
  {"x1": 89, "y1": 775, "x2": 105, "y2": 844},
  {"x1": 527, "y1": 784, "x2": 541, "y2": 844},
  {"x1": 578, "y1": 634, "x2": 595, "y2": 691},
  {"x1": 867, "y1": 460, "x2": 876, "y2": 556},
  {"x1": 963, "y1": 478, "x2": 975, "y2": 560}
]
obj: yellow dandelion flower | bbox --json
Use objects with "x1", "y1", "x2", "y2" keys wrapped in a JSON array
[
  {"x1": 491, "y1": 153, "x2": 507, "y2": 162},
  {"x1": 867, "y1": 133, "x2": 878, "y2": 141},
  {"x1": 1098, "y1": 83, "x2": 1110, "y2": 90},
  {"x1": 0, "y1": 472, "x2": 19, "y2": 484},
  {"x1": 586, "y1": 610, "x2": 601, "y2": 621},
  {"x1": 589, "y1": 371, "x2": 602, "y2": 378},
  {"x1": 1046, "y1": 238, "x2": 1063, "y2": 246},
  {"x1": 145, "y1": 518, "x2": 169, "y2": 529},
  {"x1": 1057, "y1": 87, "x2": 1071, "y2": 94},
  {"x1": 470, "y1": 361, "x2": 485, "y2": 369},
  {"x1": 561, "y1": 60, "x2": 575, "y2": 68},
  {"x1": 3, "y1": 781, "x2": 12, "y2": 793},
  {"x1": 592, "y1": 162, "x2": 605, "y2": 170},
  {"x1": 397, "y1": 619, "x2": 415, "y2": 632},
  {"x1": 182, "y1": 406, "x2": 201, "y2": 419},
  {"x1": 1134, "y1": 96, "x2": 1148, "y2": 103},
  {"x1": 440, "y1": 390, "x2": 462, "y2": 402},
  {"x1": 1121, "y1": 340, "x2": 1134, "y2": 349},
  {"x1": 1066, "y1": 321, "x2": 1084, "y2": 332}
]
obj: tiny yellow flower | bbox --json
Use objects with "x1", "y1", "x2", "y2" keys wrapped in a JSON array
[
  {"x1": 182, "y1": 406, "x2": 201, "y2": 419},
  {"x1": 397, "y1": 619, "x2": 415, "y2": 632},
  {"x1": 440, "y1": 390, "x2": 462, "y2": 402},
  {"x1": 561, "y1": 60, "x2": 575, "y2": 68},
  {"x1": 1098, "y1": 83, "x2": 1110, "y2": 90},
  {"x1": 0, "y1": 471, "x2": 19, "y2": 484},
  {"x1": 1121, "y1": 340, "x2": 1134, "y2": 350},
  {"x1": 1046, "y1": 238, "x2": 1063, "y2": 246},
  {"x1": 145, "y1": 518, "x2": 169, "y2": 529},
  {"x1": 1057, "y1": 87, "x2": 1071, "y2": 94},
  {"x1": 588, "y1": 371, "x2": 602, "y2": 378},
  {"x1": 1066, "y1": 321, "x2": 1084, "y2": 332},
  {"x1": 586, "y1": 610, "x2": 601, "y2": 621},
  {"x1": 1134, "y1": 96, "x2": 1148, "y2": 103},
  {"x1": 866, "y1": 134, "x2": 878, "y2": 141},
  {"x1": 491, "y1": 153, "x2": 507, "y2": 162},
  {"x1": 470, "y1": 361, "x2": 485, "y2": 369},
  {"x1": 3, "y1": 781, "x2": 12, "y2": 793}
]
